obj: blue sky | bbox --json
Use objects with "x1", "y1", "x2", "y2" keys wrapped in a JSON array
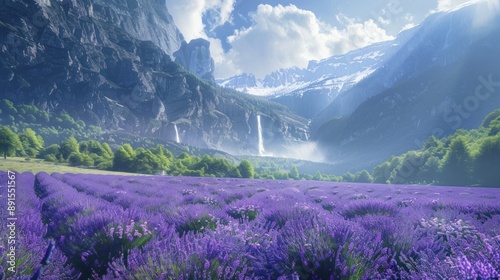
[{"x1": 166, "y1": 0, "x2": 487, "y2": 79}]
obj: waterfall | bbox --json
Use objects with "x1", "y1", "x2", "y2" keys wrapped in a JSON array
[
  {"x1": 174, "y1": 124, "x2": 180, "y2": 144},
  {"x1": 257, "y1": 115, "x2": 265, "y2": 156}
]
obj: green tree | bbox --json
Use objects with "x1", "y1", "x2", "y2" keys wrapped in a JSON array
[
  {"x1": 134, "y1": 149, "x2": 162, "y2": 174},
  {"x1": 68, "y1": 152, "x2": 84, "y2": 166},
  {"x1": 372, "y1": 162, "x2": 392, "y2": 183},
  {"x1": 86, "y1": 140, "x2": 108, "y2": 157},
  {"x1": 20, "y1": 104, "x2": 49, "y2": 124},
  {"x1": 68, "y1": 152, "x2": 94, "y2": 167},
  {"x1": 0, "y1": 126, "x2": 21, "y2": 159},
  {"x1": 474, "y1": 135, "x2": 500, "y2": 187},
  {"x1": 152, "y1": 145, "x2": 172, "y2": 169},
  {"x1": 303, "y1": 174, "x2": 313, "y2": 180},
  {"x1": 342, "y1": 172, "x2": 356, "y2": 182},
  {"x1": 327, "y1": 175, "x2": 341, "y2": 182},
  {"x1": 228, "y1": 167, "x2": 242, "y2": 178},
  {"x1": 395, "y1": 151, "x2": 426, "y2": 184},
  {"x1": 289, "y1": 166, "x2": 300, "y2": 180},
  {"x1": 177, "y1": 152, "x2": 190, "y2": 160},
  {"x1": 423, "y1": 136, "x2": 442, "y2": 150},
  {"x1": 238, "y1": 160, "x2": 255, "y2": 179},
  {"x1": 55, "y1": 111, "x2": 77, "y2": 129},
  {"x1": 419, "y1": 156, "x2": 440, "y2": 184},
  {"x1": 60, "y1": 136, "x2": 79, "y2": 160},
  {"x1": 372, "y1": 156, "x2": 403, "y2": 184},
  {"x1": 177, "y1": 152, "x2": 197, "y2": 168},
  {"x1": 82, "y1": 154, "x2": 94, "y2": 166},
  {"x1": 183, "y1": 169, "x2": 204, "y2": 177},
  {"x1": 39, "y1": 144, "x2": 61, "y2": 161},
  {"x1": 196, "y1": 156, "x2": 233, "y2": 177},
  {"x1": 113, "y1": 144, "x2": 136, "y2": 172},
  {"x1": 19, "y1": 128, "x2": 44, "y2": 157},
  {"x1": 481, "y1": 109, "x2": 500, "y2": 128},
  {"x1": 355, "y1": 170, "x2": 373, "y2": 183},
  {"x1": 102, "y1": 143, "x2": 114, "y2": 158},
  {"x1": 97, "y1": 160, "x2": 113, "y2": 170},
  {"x1": 488, "y1": 118, "x2": 500, "y2": 136},
  {"x1": 273, "y1": 171, "x2": 289, "y2": 180},
  {"x1": 440, "y1": 136, "x2": 472, "y2": 186},
  {"x1": 0, "y1": 99, "x2": 17, "y2": 115},
  {"x1": 314, "y1": 171, "x2": 323, "y2": 181},
  {"x1": 422, "y1": 136, "x2": 447, "y2": 159},
  {"x1": 79, "y1": 141, "x2": 89, "y2": 154}
]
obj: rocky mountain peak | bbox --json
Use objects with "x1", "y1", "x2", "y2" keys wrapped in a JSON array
[
  {"x1": 262, "y1": 67, "x2": 304, "y2": 88},
  {"x1": 216, "y1": 73, "x2": 257, "y2": 91},
  {"x1": 174, "y1": 38, "x2": 215, "y2": 81}
]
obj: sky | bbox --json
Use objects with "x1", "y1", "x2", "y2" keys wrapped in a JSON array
[{"x1": 166, "y1": 0, "x2": 489, "y2": 79}]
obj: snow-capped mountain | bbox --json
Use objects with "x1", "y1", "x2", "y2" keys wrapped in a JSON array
[
  {"x1": 314, "y1": 2, "x2": 500, "y2": 127},
  {"x1": 261, "y1": 67, "x2": 306, "y2": 88},
  {"x1": 216, "y1": 30, "x2": 415, "y2": 118},
  {"x1": 218, "y1": 73, "x2": 258, "y2": 90},
  {"x1": 312, "y1": 1, "x2": 500, "y2": 171}
]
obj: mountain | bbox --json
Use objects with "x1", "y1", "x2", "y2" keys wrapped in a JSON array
[
  {"x1": 174, "y1": 38, "x2": 215, "y2": 81},
  {"x1": 217, "y1": 73, "x2": 258, "y2": 90},
  {"x1": 312, "y1": 3, "x2": 500, "y2": 172},
  {"x1": 0, "y1": 0, "x2": 308, "y2": 155},
  {"x1": 216, "y1": 38, "x2": 408, "y2": 119}
]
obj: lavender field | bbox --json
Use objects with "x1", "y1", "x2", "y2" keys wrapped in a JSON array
[{"x1": 1, "y1": 171, "x2": 500, "y2": 279}]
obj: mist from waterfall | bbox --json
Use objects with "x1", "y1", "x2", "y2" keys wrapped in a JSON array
[
  {"x1": 257, "y1": 115, "x2": 265, "y2": 156},
  {"x1": 174, "y1": 124, "x2": 180, "y2": 144}
]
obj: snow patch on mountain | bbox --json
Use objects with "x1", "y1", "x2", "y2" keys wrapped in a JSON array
[{"x1": 216, "y1": 39, "x2": 400, "y2": 100}]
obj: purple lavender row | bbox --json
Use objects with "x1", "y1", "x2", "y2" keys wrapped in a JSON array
[
  {"x1": 0, "y1": 172, "x2": 69, "y2": 279},
  {"x1": 34, "y1": 172, "x2": 156, "y2": 279},
  {"x1": 48, "y1": 174, "x2": 500, "y2": 245},
  {"x1": 53, "y1": 173, "x2": 500, "y2": 207},
  {"x1": 42, "y1": 173, "x2": 499, "y2": 278},
  {"x1": 52, "y1": 173, "x2": 500, "y2": 230},
  {"x1": 42, "y1": 173, "x2": 252, "y2": 278}
]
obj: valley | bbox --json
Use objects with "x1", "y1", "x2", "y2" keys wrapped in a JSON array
[
  {"x1": 2, "y1": 0, "x2": 500, "y2": 174},
  {"x1": 1, "y1": 0, "x2": 500, "y2": 278}
]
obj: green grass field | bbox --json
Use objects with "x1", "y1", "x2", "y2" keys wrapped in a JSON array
[{"x1": 0, "y1": 157, "x2": 143, "y2": 176}]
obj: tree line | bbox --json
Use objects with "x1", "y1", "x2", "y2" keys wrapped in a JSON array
[
  {"x1": 371, "y1": 109, "x2": 500, "y2": 187},
  {"x1": 0, "y1": 124, "x2": 377, "y2": 181},
  {"x1": 0, "y1": 127, "x2": 255, "y2": 178}
]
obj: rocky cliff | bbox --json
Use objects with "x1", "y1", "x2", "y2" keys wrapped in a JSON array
[
  {"x1": 0, "y1": 0, "x2": 308, "y2": 154},
  {"x1": 174, "y1": 38, "x2": 215, "y2": 81}
]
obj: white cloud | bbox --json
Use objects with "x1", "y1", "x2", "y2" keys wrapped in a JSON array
[
  {"x1": 217, "y1": 4, "x2": 393, "y2": 79},
  {"x1": 207, "y1": 37, "x2": 240, "y2": 78},
  {"x1": 166, "y1": 0, "x2": 236, "y2": 41},
  {"x1": 399, "y1": 13, "x2": 417, "y2": 32},
  {"x1": 436, "y1": 0, "x2": 484, "y2": 11},
  {"x1": 377, "y1": 16, "x2": 392, "y2": 25},
  {"x1": 401, "y1": 23, "x2": 417, "y2": 31}
]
